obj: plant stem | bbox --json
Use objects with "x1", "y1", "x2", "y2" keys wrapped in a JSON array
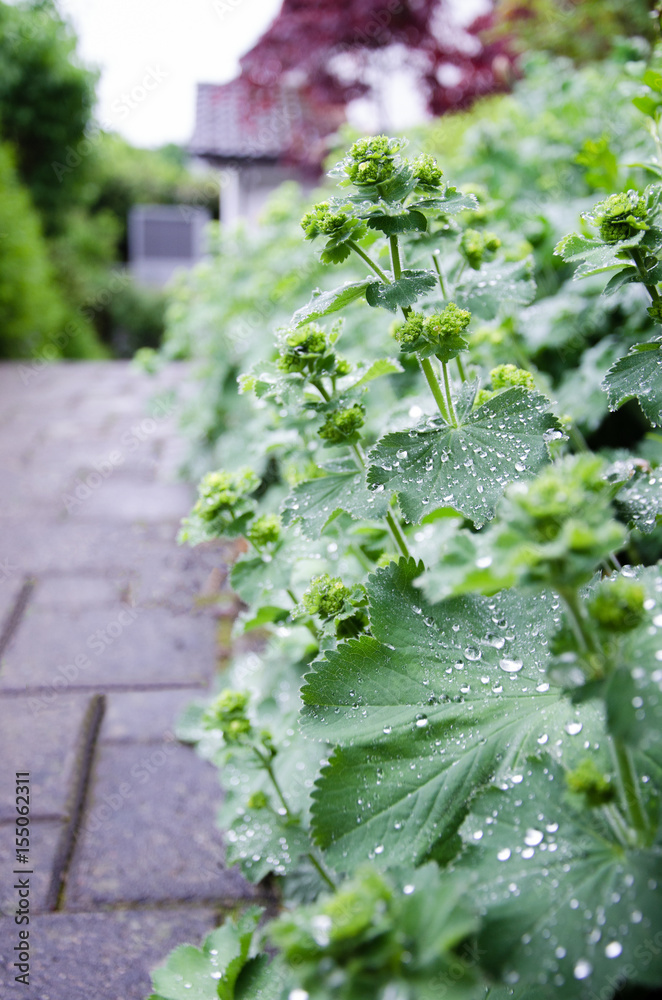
[
  {"x1": 347, "y1": 240, "x2": 391, "y2": 283},
  {"x1": 307, "y1": 851, "x2": 337, "y2": 891},
  {"x1": 253, "y1": 750, "x2": 336, "y2": 890},
  {"x1": 385, "y1": 509, "x2": 411, "y2": 559},
  {"x1": 559, "y1": 588, "x2": 597, "y2": 653},
  {"x1": 629, "y1": 247, "x2": 660, "y2": 302},
  {"x1": 456, "y1": 353, "x2": 467, "y2": 383},
  {"x1": 311, "y1": 379, "x2": 331, "y2": 402},
  {"x1": 611, "y1": 738, "x2": 649, "y2": 841},
  {"x1": 253, "y1": 747, "x2": 293, "y2": 818},
  {"x1": 389, "y1": 235, "x2": 403, "y2": 280},
  {"x1": 287, "y1": 588, "x2": 318, "y2": 639},
  {"x1": 442, "y1": 361, "x2": 458, "y2": 427},
  {"x1": 352, "y1": 442, "x2": 411, "y2": 559},
  {"x1": 431, "y1": 252, "x2": 447, "y2": 298},
  {"x1": 420, "y1": 357, "x2": 450, "y2": 423}
]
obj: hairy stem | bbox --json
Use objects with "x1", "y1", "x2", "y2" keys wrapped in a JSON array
[
  {"x1": 559, "y1": 587, "x2": 598, "y2": 654},
  {"x1": 420, "y1": 357, "x2": 451, "y2": 423},
  {"x1": 629, "y1": 247, "x2": 660, "y2": 302},
  {"x1": 352, "y1": 442, "x2": 411, "y2": 559},
  {"x1": 456, "y1": 353, "x2": 467, "y2": 383},
  {"x1": 431, "y1": 252, "x2": 448, "y2": 298},
  {"x1": 442, "y1": 361, "x2": 458, "y2": 427},
  {"x1": 253, "y1": 747, "x2": 293, "y2": 818},
  {"x1": 347, "y1": 240, "x2": 391, "y2": 283},
  {"x1": 389, "y1": 234, "x2": 403, "y2": 281},
  {"x1": 307, "y1": 851, "x2": 337, "y2": 891}
]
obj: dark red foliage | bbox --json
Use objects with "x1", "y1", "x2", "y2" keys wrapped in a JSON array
[{"x1": 238, "y1": 0, "x2": 514, "y2": 126}]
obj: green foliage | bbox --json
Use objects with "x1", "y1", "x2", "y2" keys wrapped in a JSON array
[
  {"x1": 0, "y1": 0, "x2": 96, "y2": 231},
  {"x1": 152, "y1": 47, "x2": 662, "y2": 1000},
  {"x1": 0, "y1": 139, "x2": 66, "y2": 357}
]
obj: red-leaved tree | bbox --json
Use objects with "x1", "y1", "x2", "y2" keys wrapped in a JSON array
[{"x1": 238, "y1": 0, "x2": 512, "y2": 126}]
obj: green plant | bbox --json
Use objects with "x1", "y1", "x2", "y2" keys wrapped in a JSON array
[{"x1": 149, "y1": 117, "x2": 662, "y2": 1000}]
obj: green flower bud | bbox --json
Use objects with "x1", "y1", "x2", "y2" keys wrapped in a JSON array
[
  {"x1": 395, "y1": 303, "x2": 471, "y2": 361},
  {"x1": 277, "y1": 324, "x2": 328, "y2": 374},
  {"x1": 566, "y1": 758, "x2": 615, "y2": 807},
  {"x1": 588, "y1": 577, "x2": 646, "y2": 633},
  {"x1": 203, "y1": 689, "x2": 252, "y2": 742},
  {"x1": 593, "y1": 191, "x2": 648, "y2": 243},
  {"x1": 247, "y1": 791, "x2": 269, "y2": 810},
  {"x1": 412, "y1": 153, "x2": 443, "y2": 187},
  {"x1": 248, "y1": 513, "x2": 281, "y2": 547},
  {"x1": 459, "y1": 228, "x2": 502, "y2": 269},
  {"x1": 346, "y1": 135, "x2": 406, "y2": 185},
  {"x1": 301, "y1": 202, "x2": 349, "y2": 240},
  {"x1": 490, "y1": 364, "x2": 536, "y2": 392},
  {"x1": 302, "y1": 575, "x2": 351, "y2": 618},
  {"x1": 318, "y1": 404, "x2": 365, "y2": 443},
  {"x1": 193, "y1": 468, "x2": 259, "y2": 523}
]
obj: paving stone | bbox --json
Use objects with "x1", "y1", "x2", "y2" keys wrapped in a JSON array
[
  {"x1": 0, "y1": 695, "x2": 92, "y2": 820},
  {"x1": 0, "y1": 605, "x2": 218, "y2": 690},
  {"x1": 0, "y1": 517, "x2": 207, "y2": 582},
  {"x1": 0, "y1": 819, "x2": 65, "y2": 915},
  {"x1": 65, "y1": 743, "x2": 258, "y2": 908},
  {"x1": 100, "y1": 689, "x2": 206, "y2": 742},
  {"x1": 31, "y1": 575, "x2": 124, "y2": 610},
  {"x1": 67, "y1": 478, "x2": 194, "y2": 523},
  {"x1": 0, "y1": 907, "x2": 219, "y2": 1000}
]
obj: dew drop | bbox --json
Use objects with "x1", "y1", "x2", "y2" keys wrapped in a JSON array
[
  {"x1": 499, "y1": 658, "x2": 523, "y2": 673},
  {"x1": 565, "y1": 721, "x2": 583, "y2": 736},
  {"x1": 497, "y1": 848, "x2": 511, "y2": 861},
  {"x1": 573, "y1": 960, "x2": 592, "y2": 981},
  {"x1": 605, "y1": 942, "x2": 623, "y2": 959},
  {"x1": 524, "y1": 828, "x2": 544, "y2": 846}
]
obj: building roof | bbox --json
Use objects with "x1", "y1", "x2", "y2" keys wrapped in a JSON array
[{"x1": 189, "y1": 78, "x2": 343, "y2": 168}]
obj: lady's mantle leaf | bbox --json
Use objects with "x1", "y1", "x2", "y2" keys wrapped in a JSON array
[
  {"x1": 459, "y1": 758, "x2": 662, "y2": 999},
  {"x1": 150, "y1": 907, "x2": 267, "y2": 1000},
  {"x1": 293, "y1": 279, "x2": 372, "y2": 326},
  {"x1": 301, "y1": 559, "x2": 598, "y2": 871},
  {"x1": 455, "y1": 259, "x2": 536, "y2": 320},
  {"x1": 365, "y1": 269, "x2": 437, "y2": 312},
  {"x1": 282, "y1": 467, "x2": 390, "y2": 538},
  {"x1": 602, "y1": 342, "x2": 662, "y2": 426},
  {"x1": 367, "y1": 388, "x2": 560, "y2": 527}
]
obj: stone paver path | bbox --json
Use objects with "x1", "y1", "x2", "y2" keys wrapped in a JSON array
[{"x1": 0, "y1": 362, "x2": 263, "y2": 1000}]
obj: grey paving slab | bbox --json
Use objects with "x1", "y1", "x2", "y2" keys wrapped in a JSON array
[
  {"x1": 0, "y1": 605, "x2": 217, "y2": 690},
  {"x1": 0, "y1": 695, "x2": 92, "y2": 820},
  {"x1": 31, "y1": 575, "x2": 124, "y2": 610},
  {"x1": 0, "y1": 907, "x2": 219, "y2": 1000},
  {"x1": 65, "y1": 478, "x2": 194, "y2": 523},
  {"x1": 100, "y1": 689, "x2": 206, "y2": 743},
  {"x1": 0, "y1": 819, "x2": 65, "y2": 915},
  {"x1": 65, "y1": 743, "x2": 259, "y2": 908}
]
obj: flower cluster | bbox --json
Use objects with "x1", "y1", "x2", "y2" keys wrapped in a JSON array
[
  {"x1": 459, "y1": 227, "x2": 501, "y2": 269},
  {"x1": 344, "y1": 135, "x2": 407, "y2": 186},
  {"x1": 395, "y1": 303, "x2": 471, "y2": 361},
  {"x1": 248, "y1": 513, "x2": 281, "y2": 547},
  {"x1": 318, "y1": 403, "x2": 365, "y2": 444},
  {"x1": 277, "y1": 324, "x2": 350, "y2": 378},
  {"x1": 203, "y1": 689, "x2": 252, "y2": 742},
  {"x1": 474, "y1": 363, "x2": 537, "y2": 407},
  {"x1": 301, "y1": 574, "x2": 352, "y2": 619},
  {"x1": 591, "y1": 190, "x2": 649, "y2": 243}
]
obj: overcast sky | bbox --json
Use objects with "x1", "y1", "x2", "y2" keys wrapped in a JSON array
[
  {"x1": 55, "y1": 0, "x2": 489, "y2": 149},
  {"x1": 56, "y1": 0, "x2": 284, "y2": 147}
]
